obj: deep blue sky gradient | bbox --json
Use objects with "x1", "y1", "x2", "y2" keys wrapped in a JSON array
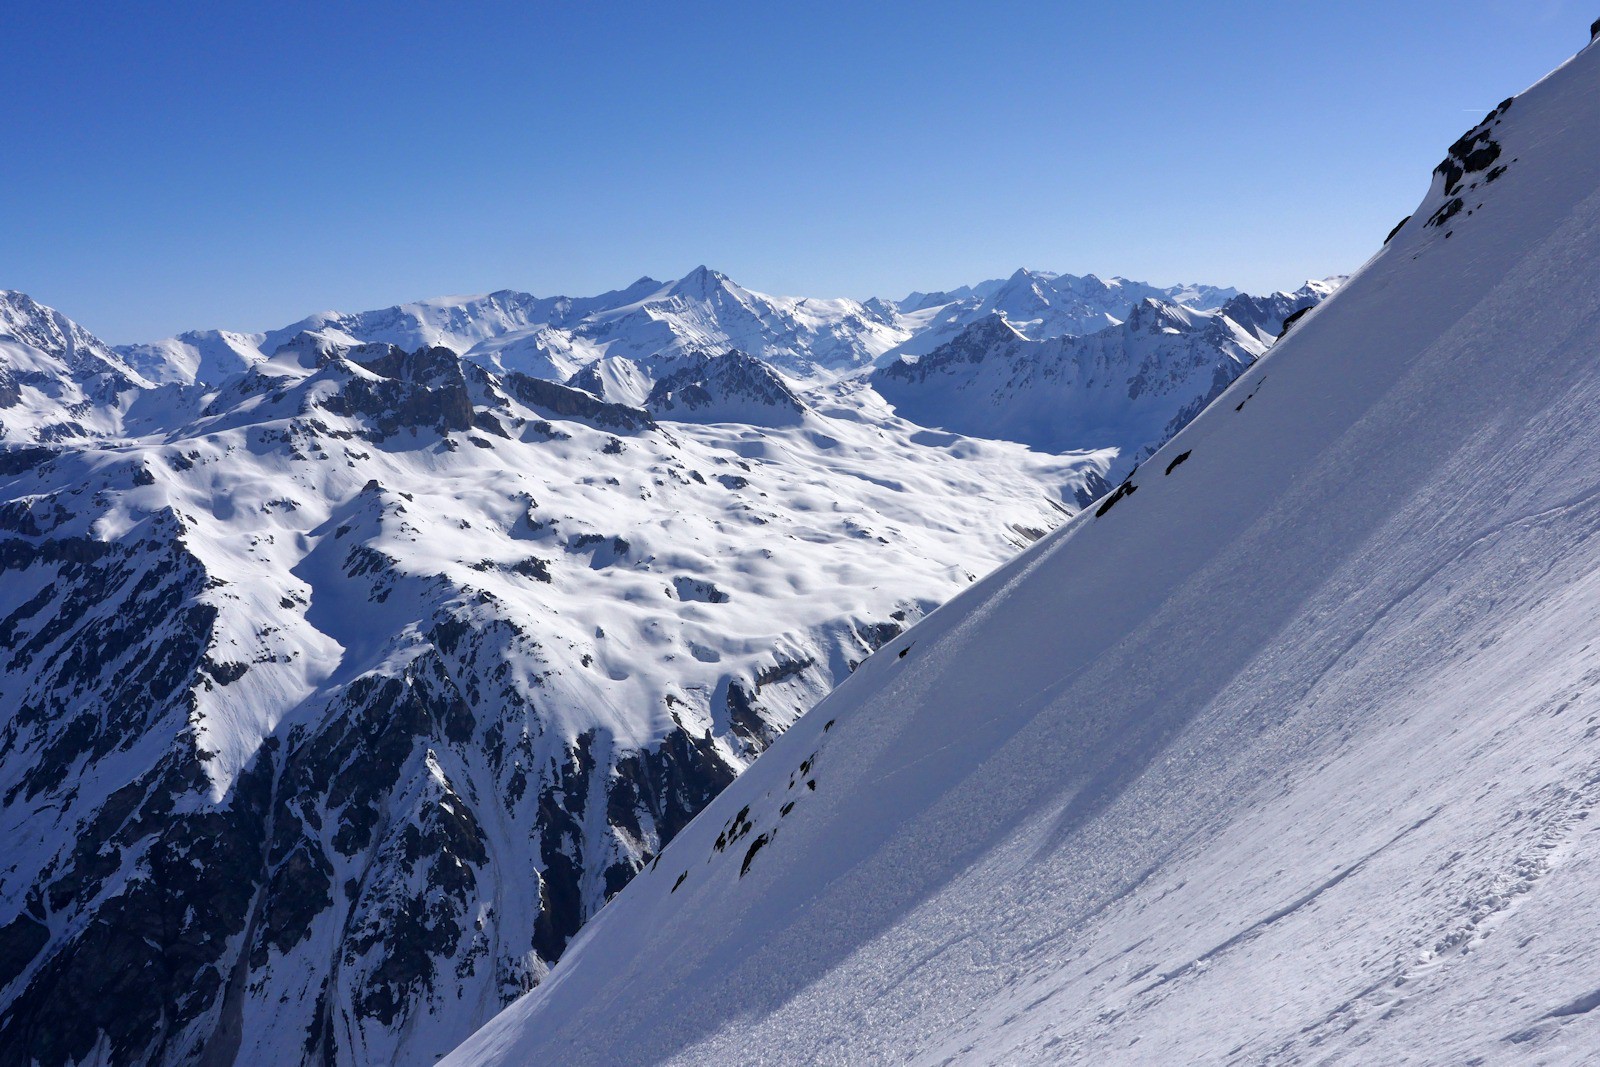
[{"x1": 3, "y1": 1, "x2": 1592, "y2": 341}]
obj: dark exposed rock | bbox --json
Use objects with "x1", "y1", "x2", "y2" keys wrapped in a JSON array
[
  {"x1": 257, "y1": 842, "x2": 333, "y2": 958},
  {"x1": 755, "y1": 656, "x2": 815, "y2": 690},
  {"x1": 1428, "y1": 197, "x2": 1466, "y2": 229},
  {"x1": 644, "y1": 350, "x2": 806, "y2": 426},
  {"x1": 1094, "y1": 479, "x2": 1138, "y2": 518},
  {"x1": 0, "y1": 914, "x2": 48, "y2": 995},
  {"x1": 673, "y1": 575, "x2": 729, "y2": 603},
  {"x1": 324, "y1": 345, "x2": 475, "y2": 438},
  {"x1": 532, "y1": 733, "x2": 595, "y2": 963},
  {"x1": 498, "y1": 371, "x2": 655, "y2": 432},
  {"x1": 511, "y1": 556, "x2": 553, "y2": 582},
  {"x1": 1429, "y1": 100, "x2": 1511, "y2": 228},
  {"x1": 0, "y1": 747, "x2": 274, "y2": 1067},
  {"x1": 1277, "y1": 306, "x2": 1312, "y2": 339},
  {"x1": 610, "y1": 726, "x2": 738, "y2": 852},
  {"x1": 725, "y1": 655, "x2": 817, "y2": 751},
  {"x1": 0, "y1": 446, "x2": 54, "y2": 476},
  {"x1": 726, "y1": 680, "x2": 772, "y2": 749},
  {"x1": 739, "y1": 832, "x2": 771, "y2": 877},
  {"x1": 856, "y1": 620, "x2": 903, "y2": 653}
]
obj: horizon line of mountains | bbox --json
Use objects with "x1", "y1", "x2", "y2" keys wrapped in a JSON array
[{"x1": 3, "y1": 265, "x2": 1340, "y2": 462}]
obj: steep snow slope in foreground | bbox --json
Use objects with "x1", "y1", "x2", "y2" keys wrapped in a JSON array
[{"x1": 449, "y1": 40, "x2": 1600, "y2": 1066}]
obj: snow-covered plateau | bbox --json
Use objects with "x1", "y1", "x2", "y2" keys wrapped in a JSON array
[{"x1": 446, "y1": 31, "x2": 1600, "y2": 1067}]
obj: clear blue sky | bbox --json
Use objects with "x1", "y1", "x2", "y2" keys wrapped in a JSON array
[{"x1": 3, "y1": 1, "x2": 1592, "y2": 342}]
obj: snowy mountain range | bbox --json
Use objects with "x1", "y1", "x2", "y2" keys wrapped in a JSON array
[
  {"x1": 112, "y1": 265, "x2": 1276, "y2": 396},
  {"x1": 872, "y1": 285, "x2": 1333, "y2": 471},
  {"x1": 446, "y1": 31, "x2": 1600, "y2": 1067},
  {"x1": 0, "y1": 291, "x2": 154, "y2": 444},
  {"x1": 0, "y1": 124, "x2": 1351, "y2": 1067},
  {"x1": 889, "y1": 268, "x2": 1240, "y2": 360}
]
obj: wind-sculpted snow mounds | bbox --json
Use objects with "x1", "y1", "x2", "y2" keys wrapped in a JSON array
[{"x1": 447, "y1": 39, "x2": 1600, "y2": 1067}]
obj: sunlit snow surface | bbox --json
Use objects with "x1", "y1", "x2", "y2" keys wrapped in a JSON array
[
  {"x1": 0, "y1": 359, "x2": 1103, "y2": 1061},
  {"x1": 0, "y1": 248, "x2": 1309, "y2": 1060},
  {"x1": 449, "y1": 41, "x2": 1600, "y2": 1066}
]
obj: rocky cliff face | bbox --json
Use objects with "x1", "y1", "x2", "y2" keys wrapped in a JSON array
[{"x1": 644, "y1": 350, "x2": 809, "y2": 426}]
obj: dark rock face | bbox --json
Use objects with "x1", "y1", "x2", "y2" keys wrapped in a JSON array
[
  {"x1": 1427, "y1": 98, "x2": 1515, "y2": 232},
  {"x1": 324, "y1": 345, "x2": 476, "y2": 438},
  {"x1": 0, "y1": 742, "x2": 275, "y2": 1067},
  {"x1": 1094, "y1": 478, "x2": 1138, "y2": 517},
  {"x1": 644, "y1": 350, "x2": 807, "y2": 426},
  {"x1": 673, "y1": 575, "x2": 728, "y2": 603},
  {"x1": 1277, "y1": 306, "x2": 1311, "y2": 338},
  {"x1": 874, "y1": 315, "x2": 1024, "y2": 388},
  {"x1": 0, "y1": 447, "x2": 53, "y2": 476},
  {"x1": 497, "y1": 371, "x2": 655, "y2": 432},
  {"x1": 1216, "y1": 288, "x2": 1325, "y2": 345}
]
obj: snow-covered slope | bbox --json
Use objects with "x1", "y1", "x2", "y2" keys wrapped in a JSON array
[
  {"x1": 0, "y1": 324, "x2": 1106, "y2": 1064},
  {"x1": 0, "y1": 254, "x2": 1300, "y2": 1066},
  {"x1": 447, "y1": 38, "x2": 1600, "y2": 1067}
]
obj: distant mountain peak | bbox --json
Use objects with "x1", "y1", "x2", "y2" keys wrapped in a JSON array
[{"x1": 667, "y1": 265, "x2": 734, "y2": 300}]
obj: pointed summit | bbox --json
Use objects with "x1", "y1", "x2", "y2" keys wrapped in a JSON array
[
  {"x1": 667, "y1": 264, "x2": 734, "y2": 301},
  {"x1": 1123, "y1": 296, "x2": 1200, "y2": 333}
]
